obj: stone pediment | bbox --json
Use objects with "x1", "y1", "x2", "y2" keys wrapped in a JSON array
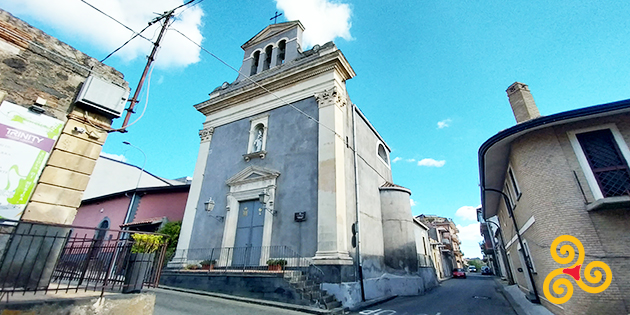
[
  {"x1": 241, "y1": 21, "x2": 304, "y2": 50},
  {"x1": 226, "y1": 166, "x2": 280, "y2": 186}
]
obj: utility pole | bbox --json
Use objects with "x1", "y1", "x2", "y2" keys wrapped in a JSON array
[{"x1": 120, "y1": 10, "x2": 173, "y2": 131}]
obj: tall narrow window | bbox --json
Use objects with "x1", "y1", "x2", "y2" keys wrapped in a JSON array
[
  {"x1": 250, "y1": 51, "x2": 260, "y2": 75},
  {"x1": 508, "y1": 167, "x2": 521, "y2": 198},
  {"x1": 263, "y1": 45, "x2": 273, "y2": 71},
  {"x1": 377, "y1": 143, "x2": 389, "y2": 165},
  {"x1": 276, "y1": 40, "x2": 286, "y2": 65},
  {"x1": 576, "y1": 129, "x2": 630, "y2": 197}
]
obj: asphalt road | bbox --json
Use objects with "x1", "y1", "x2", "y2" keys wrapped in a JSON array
[
  {"x1": 350, "y1": 273, "x2": 517, "y2": 315},
  {"x1": 151, "y1": 288, "x2": 310, "y2": 315}
]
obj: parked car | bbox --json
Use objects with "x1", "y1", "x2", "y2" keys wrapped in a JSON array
[
  {"x1": 468, "y1": 266, "x2": 477, "y2": 272},
  {"x1": 452, "y1": 268, "x2": 467, "y2": 278},
  {"x1": 481, "y1": 266, "x2": 493, "y2": 275}
]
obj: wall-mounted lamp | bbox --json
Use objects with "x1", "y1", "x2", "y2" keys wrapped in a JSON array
[
  {"x1": 204, "y1": 198, "x2": 224, "y2": 222},
  {"x1": 258, "y1": 191, "x2": 276, "y2": 215}
]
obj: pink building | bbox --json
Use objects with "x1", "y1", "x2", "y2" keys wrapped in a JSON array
[{"x1": 72, "y1": 156, "x2": 190, "y2": 239}]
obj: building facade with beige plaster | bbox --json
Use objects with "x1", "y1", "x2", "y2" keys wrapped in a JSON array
[{"x1": 479, "y1": 82, "x2": 630, "y2": 315}]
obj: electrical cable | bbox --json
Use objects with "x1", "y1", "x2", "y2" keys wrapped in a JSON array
[
  {"x1": 171, "y1": 27, "x2": 391, "y2": 182},
  {"x1": 174, "y1": 0, "x2": 206, "y2": 19},
  {"x1": 78, "y1": 0, "x2": 154, "y2": 44},
  {"x1": 3, "y1": 28, "x2": 94, "y2": 74},
  {"x1": 101, "y1": 22, "x2": 154, "y2": 63}
]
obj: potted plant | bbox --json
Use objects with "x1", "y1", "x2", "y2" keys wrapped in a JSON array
[
  {"x1": 123, "y1": 233, "x2": 164, "y2": 293},
  {"x1": 185, "y1": 264, "x2": 200, "y2": 270},
  {"x1": 266, "y1": 259, "x2": 287, "y2": 271},
  {"x1": 200, "y1": 259, "x2": 217, "y2": 270}
]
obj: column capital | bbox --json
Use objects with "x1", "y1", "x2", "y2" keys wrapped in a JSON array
[
  {"x1": 199, "y1": 127, "x2": 214, "y2": 142},
  {"x1": 315, "y1": 87, "x2": 346, "y2": 108}
]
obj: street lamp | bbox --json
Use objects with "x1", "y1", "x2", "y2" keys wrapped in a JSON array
[
  {"x1": 484, "y1": 219, "x2": 514, "y2": 285},
  {"x1": 122, "y1": 141, "x2": 146, "y2": 225},
  {"x1": 483, "y1": 188, "x2": 540, "y2": 304}
]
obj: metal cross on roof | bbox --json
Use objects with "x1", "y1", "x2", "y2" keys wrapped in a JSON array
[{"x1": 270, "y1": 11, "x2": 283, "y2": 24}]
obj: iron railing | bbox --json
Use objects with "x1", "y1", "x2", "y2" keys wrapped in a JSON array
[
  {"x1": 168, "y1": 245, "x2": 325, "y2": 282},
  {"x1": 0, "y1": 219, "x2": 168, "y2": 298}
]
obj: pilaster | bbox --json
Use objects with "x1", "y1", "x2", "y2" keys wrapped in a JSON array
[
  {"x1": 313, "y1": 87, "x2": 352, "y2": 265},
  {"x1": 171, "y1": 126, "x2": 214, "y2": 266}
]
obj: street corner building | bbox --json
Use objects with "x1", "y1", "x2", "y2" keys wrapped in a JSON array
[
  {"x1": 165, "y1": 21, "x2": 437, "y2": 307},
  {"x1": 0, "y1": 8, "x2": 129, "y2": 225},
  {"x1": 479, "y1": 82, "x2": 630, "y2": 315}
]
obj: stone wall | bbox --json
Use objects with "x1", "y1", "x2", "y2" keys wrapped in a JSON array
[{"x1": 0, "y1": 9, "x2": 128, "y2": 224}]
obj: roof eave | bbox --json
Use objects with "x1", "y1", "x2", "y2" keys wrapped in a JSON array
[{"x1": 479, "y1": 98, "x2": 630, "y2": 220}]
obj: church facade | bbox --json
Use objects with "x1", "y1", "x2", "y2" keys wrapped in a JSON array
[{"x1": 173, "y1": 21, "x2": 436, "y2": 304}]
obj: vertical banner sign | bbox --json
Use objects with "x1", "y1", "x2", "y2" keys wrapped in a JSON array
[{"x1": 0, "y1": 101, "x2": 63, "y2": 219}]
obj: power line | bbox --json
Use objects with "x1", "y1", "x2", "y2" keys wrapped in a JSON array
[
  {"x1": 171, "y1": 27, "x2": 391, "y2": 182},
  {"x1": 78, "y1": 0, "x2": 154, "y2": 44},
  {"x1": 101, "y1": 22, "x2": 154, "y2": 63},
  {"x1": 174, "y1": 0, "x2": 205, "y2": 19}
]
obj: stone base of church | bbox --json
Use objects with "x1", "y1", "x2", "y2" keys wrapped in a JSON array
[
  {"x1": 321, "y1": 269, "x2": 438, "y2": 309},
  {"x1": 310, "y1": 264, "x2": 356, "y2": 283}
]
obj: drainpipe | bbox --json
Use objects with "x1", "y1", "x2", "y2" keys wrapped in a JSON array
[
  {"x1": 484, "y1": 188, "x2": 540, "y2": 304},
  {"x1": 351, "y1": 102, "x2": 365, "y2": 302}
]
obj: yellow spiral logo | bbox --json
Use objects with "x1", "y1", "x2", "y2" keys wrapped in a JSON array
[{"x1": 543, "y1": 235, "x2": 612, "y2": 304}]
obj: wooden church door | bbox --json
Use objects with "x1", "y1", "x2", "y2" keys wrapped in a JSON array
[{"x1": 233, "y1": 199, "x2": 265, "y2": 266}]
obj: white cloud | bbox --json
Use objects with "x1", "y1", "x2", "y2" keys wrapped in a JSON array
[
  {"x1": 3, "y1": 0, "x2": 204, "y2": 69},
  {"x1": 437, "y1": 118, "x2": 452, "y2": 129},
  {"x1": 100, "y1": 152, "x2": 127, "y2": 162},
  {"x1": 275, "y1": 0, "x2": 353, "y2": 48},
  {"x1": 410, "y1": 199, "x2": 416, "y2": 207},
  {"x1": 456, "y1": 223, "x2": 483, "y2": 258},
  {"x1": 417, "y1": 158, "x2": 446, "y2": 167},
  {"x1": 455, "y1": 205, "x2": 481, "y2": 222},
  {"x1": 392, "y1": 157, "x2": 402, "y2": 163},
  {"x1": 406, "y1": 158, "x2": 416, "y2": 162}
]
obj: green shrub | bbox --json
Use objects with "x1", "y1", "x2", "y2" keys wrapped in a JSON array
[
  {"x1": 200, "y1": 259, "x2": 217, "y2": 266},
  {"x1": 130, "y1": 234, "x2": 164, "y2": 254},
  {"x1": 266, "y1": 259, "x2": 287, "y2": 266}
]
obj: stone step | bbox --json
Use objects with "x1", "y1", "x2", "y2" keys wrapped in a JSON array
[
  {"x1": 329, "y1": 307, "x2": 346, "y2": 315},
  {"x1": 324, "y1": 300, "x2": 342, "y2": 310},
  {"x1": 321, "y1": 294, "x2": 335, "y2": 304}
]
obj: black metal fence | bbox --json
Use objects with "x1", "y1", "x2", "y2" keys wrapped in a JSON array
[
  {"x1": 0, "y1": 219, "x2": 168, "y2": 298},
  {"x1": 168, "y1": 245, "x2": 324, "y2": 282}
]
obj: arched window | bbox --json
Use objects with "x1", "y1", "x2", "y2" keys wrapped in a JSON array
[
  {"x1": 263, "y1": 45, "x2": 273, "y2": 70},
  {"x1": 95, "y1": 218, "x2": 109, "y2": 241},
  {"x1": 276, "y1": 40, "x2": 286, "y2": 65},
  {"x1": 251, "y1": 51, "x2": 260, "y2": 75},
  {"x1": 377, "y1": 143, "x2": 389, "y2": 164}
]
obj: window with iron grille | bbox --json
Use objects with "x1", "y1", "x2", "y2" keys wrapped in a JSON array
[{"x1": 576, "y1": 129, "x2": 630, "y2": 197}]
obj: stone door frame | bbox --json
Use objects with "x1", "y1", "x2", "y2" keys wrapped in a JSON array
[{"x1": 221, "y1": 166, "x2": 279, "y2": 266}]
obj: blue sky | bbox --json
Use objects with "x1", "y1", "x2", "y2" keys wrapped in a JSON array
[{"x1": 4, "y1": 0, "x2": 630, "y2": 258}]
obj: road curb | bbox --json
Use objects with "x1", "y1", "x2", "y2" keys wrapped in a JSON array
[
  {"x1": 155, "y1": 285, "x2": 333, "y2": 314},
  {"x1": 348, "y1": 295, "x2": 398, "y2": 312},
  {"x1": 493, "y1": 278, "x2": 527, "y2": 315}
]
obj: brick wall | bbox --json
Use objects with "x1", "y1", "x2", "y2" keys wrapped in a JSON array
[{"x1": 498, "y1": 116, "x2": 630, "y2": 315}]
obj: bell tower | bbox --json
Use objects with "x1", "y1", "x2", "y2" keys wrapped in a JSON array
[{"x1": 236, "y1": 21, "x2": 304, "y2": 82}]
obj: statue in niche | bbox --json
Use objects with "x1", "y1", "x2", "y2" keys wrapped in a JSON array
[{"x1": 253, "y1": 128, "x2": 263, "y2": 152}]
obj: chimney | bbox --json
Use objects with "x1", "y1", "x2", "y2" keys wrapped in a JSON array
[{"x1": 506, "y1": 82, "x2": 540, "y2": 123}]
